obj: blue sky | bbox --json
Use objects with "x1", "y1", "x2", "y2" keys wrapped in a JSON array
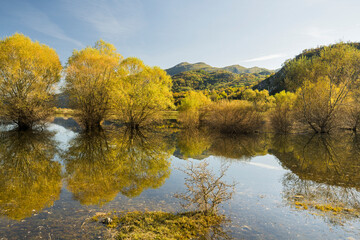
[{"x1": 1, "y1": 0, "x2": 360, "y2": 70}]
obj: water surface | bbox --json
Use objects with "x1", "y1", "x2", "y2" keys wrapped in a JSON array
[{"x1": 0, "y1": 118, "x2": 360, "y2": 239}]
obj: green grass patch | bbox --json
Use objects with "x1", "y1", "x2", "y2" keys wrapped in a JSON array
[{"x1": 98, "y1": 211, "x2": 225, "y2": 240}]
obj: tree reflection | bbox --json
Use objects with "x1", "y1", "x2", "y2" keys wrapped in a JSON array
[
  {"x1": 176, "y1": 129, "x2": 269, "y2": 161},
  {"x1": 176, "y1": 129, "x2": 212, "y2": 159},
  {"x1": 64, "y1": 128, "x2": 173, "y2": 205},
  {"x1": 271, "y1": 133, "x2": 360, "y2": 224},
  {"x1": 0, "y1": 130, "x2": 61, "y2": 220},
  {"x1": 209, "y1": 134, "x2": 268, "y2": 160}
]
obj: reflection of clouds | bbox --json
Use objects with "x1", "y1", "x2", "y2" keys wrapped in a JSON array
[
  {"x1": 247, "y1": 161, "x2": 282, "y2": 170},
  {"x1": 47, "y1": 123, "x2": 78, "y2": 151}
]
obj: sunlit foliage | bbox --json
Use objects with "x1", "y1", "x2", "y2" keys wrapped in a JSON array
[
  {"x1": 285, "y1": 43, "x2": 360, "y2": 133},
  {"x1": 115, "y1": 58, "x2": 174, "y2": 129},
  {"x1": 0, "y1": 33, "x2": 62, "y2": 130},
  {"x1": 203, "y1": 100, "x2": 264, "y2": 134},
  {"x1": 241, "y1": 88, "x2": 275, "y2": 112},
  {"x1": 0, "y1": 130, "x2": 61, "y2": 220},
  {"x1": 64, "y1": 40, "x2": 122, "y2": 131},
  {"x1": 177, "y1": 91, "x2": 211, "y2": 128},
  {"x1": 270, "y1": 91, "x2": 297, "y2": 133}
]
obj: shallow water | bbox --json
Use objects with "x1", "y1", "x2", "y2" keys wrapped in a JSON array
[{"x1": 0, "y1": 118, "x2": 360, "y2": 239}]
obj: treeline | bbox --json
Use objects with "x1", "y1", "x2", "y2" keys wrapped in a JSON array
[
  {"x1": 178, "y1": 43, "x2": 360, "y2": 134},
  {"x1": 0, "y1": 33, "x2": 173, "y2": 131},
  {"x1": 171, "y1": 69, "x2": 269, "y2": 103},
  {"x1": 1, "y1": 33, "x2": 360, "y2": 134}
]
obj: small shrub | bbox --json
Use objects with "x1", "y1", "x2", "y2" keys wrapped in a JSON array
[{"x1": 174, "y1": 160, "x2": 235, "y2": 215}]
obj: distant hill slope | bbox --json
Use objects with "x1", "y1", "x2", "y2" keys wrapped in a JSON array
[
  {"x1": 172, "y1": 69, "x2": 268, "y2": 93},
  {"x1": 166, "y1": 62, "x2": 273, "y2": 76},
  {"x1": 254, "y1": 42, "x2": 360, "y2": 94}
]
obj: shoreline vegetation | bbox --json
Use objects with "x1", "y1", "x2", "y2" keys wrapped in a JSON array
[{"x1": 2, "y1": 34, "x2": 360, "y2": 134}]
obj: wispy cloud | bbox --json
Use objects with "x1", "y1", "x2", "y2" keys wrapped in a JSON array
[
  {"x1": 63, "y1": 0, "x2": 144, "y2": 39},
  {"x1": 12, "y1": 3, "x2": 83, "y2": 47},
  {"x1": 242, "y1": 54, "x2": 284, "y2": 63}
]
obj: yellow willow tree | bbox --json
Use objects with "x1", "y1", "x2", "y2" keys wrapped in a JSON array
[
  {"x1": 178, "y1": 91, "x2": 211, "y2": 128},
  {"x1": 115, "y1": 57, "x2": 174, "y2": 129},
  {"x1": 285, "y1": 43, "x2": 360, "y2": 133},
  {"x1": 0, "y1": 33, "x2": 62, "y2": 130},
  {"x1": 64, "y1": 40, "x2": 122, "y2": 131},
  {"x1": 270, "y1": 90, "x2": 297, "y2": 133}
]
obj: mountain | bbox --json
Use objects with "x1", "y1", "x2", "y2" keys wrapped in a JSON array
[
  {"x1": 166, "y1": 62, "x2": 273, "y2": 76},
  {"x1": 171, "y1": 69, "x2": 268, "y2": 93},
  {"x1": 254, "y1": 42, "x2": 360, "y2": 94}
]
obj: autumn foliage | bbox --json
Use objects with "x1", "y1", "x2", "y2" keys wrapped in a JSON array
[{"x1": 0, "y1": 33, "x2": 62, "y2": 130}]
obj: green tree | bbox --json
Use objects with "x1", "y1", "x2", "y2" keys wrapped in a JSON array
[
  {"x1": 64, "y1": 40, "x2": 122, "y2": 131},
  {"x1": 0, "y1": 33, "x2": 62, "y2": 130},
  {"x1": 115, "y1": 57, "x2": 174, "y2": 129}
]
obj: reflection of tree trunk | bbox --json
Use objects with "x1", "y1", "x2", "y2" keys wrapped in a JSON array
[
  {"x1": 320, "y1": 136, "x2": 341, "y2": 177},
  {"x1": 17, "y1": 121, "x2": 31, "y2": 131}
]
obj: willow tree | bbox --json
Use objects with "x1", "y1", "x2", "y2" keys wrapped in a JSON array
[
  {"x1": 178, "y1": 91, "x2": 211, "y2": 128},
  {"x1": 285, "y1": 43, "x2": 360, "y2": 133},
  {"x1": 115, "y1": 57, "x2": 174, "y2": 129},
  {"x1": 0, "y1": 33, "x2": 62, "y2": 130},
  {"x1": 65, "y1": 40, "x2": 122, "y2": 131},
  {"x1": 270, "y1": 90, "x2": 297, "y2": 133}
]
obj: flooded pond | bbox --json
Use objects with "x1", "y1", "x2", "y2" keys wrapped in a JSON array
[{"x1": 1, "y1": 118, "x2": 360, "y2": 239}]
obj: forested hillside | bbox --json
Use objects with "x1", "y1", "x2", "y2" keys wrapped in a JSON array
[
  {"x1": 254, "y1": 42, "x2": 360, "y2": 94},
  {"x1": 166, "y1": 62, "x2": 273, "y2": 76},
  {"x1": 171, "y1": 69, "x2": 271, "y2": 104},
  {"x1": 171, "y1": 69, "x2": 269, "y2": 91}
]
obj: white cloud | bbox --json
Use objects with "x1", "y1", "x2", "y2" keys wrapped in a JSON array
[
  {"x1": 13, "y1": 4, "x2": 83, "y2": 47},
  {"x1": 242, "y1": 54, "x2": 284, "y2": 63}
]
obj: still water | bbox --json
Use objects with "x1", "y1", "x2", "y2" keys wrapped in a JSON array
[{"x1": 0, "y1": 118, "x2": 360, "y2": 239}]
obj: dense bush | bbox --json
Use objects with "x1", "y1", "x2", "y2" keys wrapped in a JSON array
[
  {"x1": 177, "y1": 91, "x2": 211, "y2": 128},
  {"x1": 270, "y1": 91, "x2": 297, "y2": 133},
  {"x1": 203, "y1": 100, "x2": 264, "y2": 134}
]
